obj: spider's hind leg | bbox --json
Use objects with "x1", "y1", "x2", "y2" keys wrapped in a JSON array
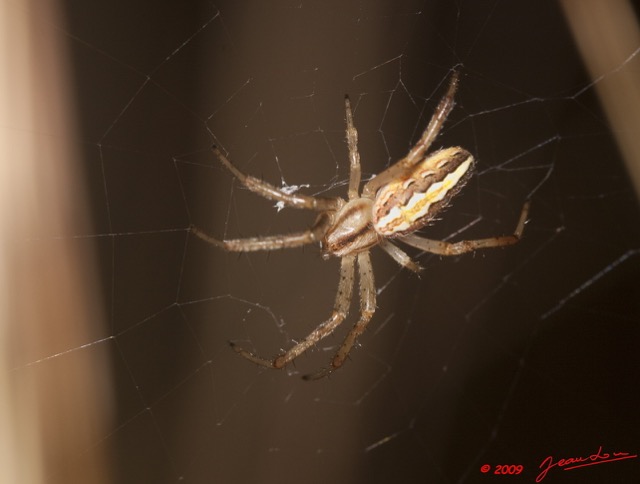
[
  {"x1": 211, "y1": 146, "x2": 339, "y2": 211},
  {"x1": 379, "y1": 240, "x2": 423, "y2": 273},
  {"x1": 362, "y1": 70, "x2": 460, "y2": 198},
  {"x1": 344, "y1": 95, "x2": 362, "y2": 200},
  {"x1": 399, "y1": 200, "x2": 531, "y2": 256}
]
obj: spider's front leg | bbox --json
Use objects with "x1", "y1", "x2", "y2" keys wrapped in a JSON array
[
  {"x1": 304, "y1": 251, "x2": 376, "y2": 380},
  {"x1": 230, "y1": 254, "x2": 356, "y2": 371}
]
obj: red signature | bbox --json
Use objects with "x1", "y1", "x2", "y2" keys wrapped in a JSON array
[{"x1": 536, "y1": 445, "x2": 637, "y2": 482}]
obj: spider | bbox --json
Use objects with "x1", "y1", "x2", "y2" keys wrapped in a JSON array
[{"x1": 192, "y1": 70, "x2": 530, "y2": 380}]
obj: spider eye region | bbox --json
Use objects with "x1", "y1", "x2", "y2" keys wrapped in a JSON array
[
  {"x1": 372, "y1": 147, "x2": 475, "y2": 236},
  {"x1": 322, "y1": 198, "x2": 378, "y2": 257}
]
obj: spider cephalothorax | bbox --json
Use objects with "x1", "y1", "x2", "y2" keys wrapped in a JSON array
[{"x1": 192, "y1": 70, "x2": 530, "y2": 380}]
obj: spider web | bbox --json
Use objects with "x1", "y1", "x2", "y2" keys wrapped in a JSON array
[{"x1": 8, "y1": 0, "x2": 640, "y2": 483}]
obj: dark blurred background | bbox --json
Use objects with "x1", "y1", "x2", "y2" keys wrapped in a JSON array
[{"x1": 14, "y1": 1, "x2": 638, "y2": 483}]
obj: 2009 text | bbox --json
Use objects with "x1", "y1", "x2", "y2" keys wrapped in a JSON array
[
  {"x1": 479, "y1": 464, "x2": 523, "y2": 475},
  {"x1": 494, "y1": 464, "x2": 523, "y2": 475}
]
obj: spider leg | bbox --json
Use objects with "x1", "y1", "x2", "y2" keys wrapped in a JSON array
[
  {"x1": 304, "y1": 251, "x2": 376, "y2": 380},
  {"x1": 399, "y1": 200, "x2": 530, "y2": 256},
  {"x1": 191, "y1": 213, "x2": 331, "y2": 252},
  {"x1": 379, "y1": 239, "x2": 423, "y2": 273},
  {"x1": 212, "y1": 146, "x2": 340, "y2": 211},
  {"x1": 192, "y1": 227, "x2": 316, "y2": 252},
  {"x1": 362, "y1": 70, "x2": 460, "y2": 198},
  {"x1": 344, "y1": 96, "x2": 362, "y2": 199},
  {"x1": 230, "y1": 254, "x2": 356, "y2": 370}
]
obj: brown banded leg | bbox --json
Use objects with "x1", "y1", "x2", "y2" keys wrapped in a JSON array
[
  {"x1": 230, "y1": 255, "x2": 356, "y2": 370},
  {"x1": 362, "y1": 70, "x2": 460, "y2": 198},
  {"x1": 304, "y1": 251, "x2": 376, "y2": 380},
  {"x1": 190, "y1": 212, "x2": 332, "y2": 252},
  {"x1": 400, "y1": 200, "x2": 530, "y2": 255},
  {"x1": 212, "y1": 146, "x2": 340, "y2": 211},
  {"x1": 344, "y1": 95, "x2": 362, "y2": 200}
]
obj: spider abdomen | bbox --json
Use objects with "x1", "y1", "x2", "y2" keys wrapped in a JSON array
[{"x1": 372, "y1": 147, "x2": 475, "y2": 236}]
